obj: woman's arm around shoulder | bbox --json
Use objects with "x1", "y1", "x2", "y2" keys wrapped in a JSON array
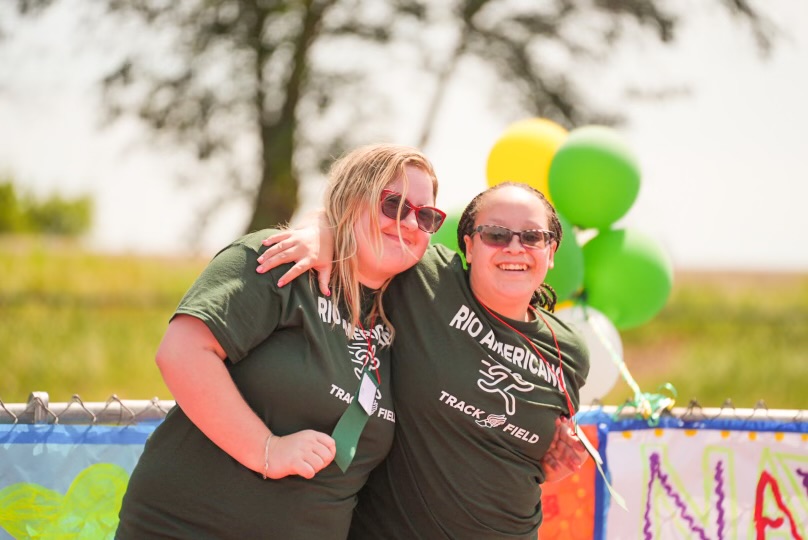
[{"x1": 257, "y1": 211, "x2": 334, "y2": 295}]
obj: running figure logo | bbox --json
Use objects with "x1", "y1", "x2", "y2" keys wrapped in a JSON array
[{"x1": 477, "y1": 359, "x2": 533, "y2": 415}]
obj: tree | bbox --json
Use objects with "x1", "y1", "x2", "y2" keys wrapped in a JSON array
[
  {"x1": 7, "y1": 0, "x2": 774, "y2": 232},
  {"x1": 0, "y1": 179, "x2": 93, "y2": 236}
]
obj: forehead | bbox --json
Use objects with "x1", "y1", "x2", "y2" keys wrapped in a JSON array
[
  {"x1": 476, "y1": 186, "x2": 549, "y2": 226},
  {"x1": 385, "y1": 164, "x2": 436, "y2": 204}
]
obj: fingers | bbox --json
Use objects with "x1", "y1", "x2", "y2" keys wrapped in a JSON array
[
  {"x1": 314, "y1": 432, "x2": 337, "y2": 454},
  {"x1": 257, "y1": 243, "x2": 310, "y2": 278},
  {"x1": 308, "y1": 433, "x2": 336, "y2": 465},
  {"x1": 292, "y1": 434, "x2": 335, "y2": 479},
  {"x1": 277, "y1": 261, "x2": 312, "y2": 288},
  {"x1": 317, "y1": 267, "x2": 332, "y2": 297},
  {"x1": 266, "y1": 431, "x2": 336, "y2": 480},
  {"x1": 256, "y1": 239, "x2": 297, "y2": 275},
  {"x1": 553, "y1": 434, "x2": 588, "y2": 470},
  {"x1": 256, "y1": 249, "x2": 332, "y2": 296},
  {"x1": 543, "y1": 454, "x2": 561, "y2": 472},
  {"x1": 541, "y1": 417, "x2": 590, "y2": 483},
  {"x1": 262, "y1": 231, "x2": 291, "y2": 248}
]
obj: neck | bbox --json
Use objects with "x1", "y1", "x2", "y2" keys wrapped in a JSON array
[
  {"x1": 475, "y1": 294, "x2": 532, "y2": 322},
  {"x1": 357, "y1": 274, "x2": 384, "y2": 290}
]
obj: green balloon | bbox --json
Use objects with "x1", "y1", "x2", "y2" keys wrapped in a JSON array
[
  {"x1": 549, "y1": 126, "x2": 641, "y2": 229},
  {"x1": 582, "y1": 228, "x2": 673, "y2": 329},
  {"x1": 545, "y1": 213, "x2": 583, "y2": 302},
  {"x1": 430, "y1": 211, "x2": 463, "y2": 258}
]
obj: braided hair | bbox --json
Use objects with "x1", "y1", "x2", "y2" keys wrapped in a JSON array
[{"x1": 456, "y1": 182, "x2": 562, "y2": 312}]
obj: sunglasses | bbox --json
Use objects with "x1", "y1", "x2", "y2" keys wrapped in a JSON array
[
  {"x1": 472, "y1": 224, "x2": 556, "y2": 249},
  {"x1": 380, "y1": 190, "x2": 446, "y2": 234}
]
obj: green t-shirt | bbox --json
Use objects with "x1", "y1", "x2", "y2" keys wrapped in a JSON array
[
  {"x1": 349, "y1": 245, "x2": 589, "y2": 540},
  {"x1": 117, "y1": 230, "x2": 396, "y2": 540}
]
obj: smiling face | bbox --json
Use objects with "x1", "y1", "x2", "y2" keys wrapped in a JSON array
[
  {"x1": 354, "y1": 164, "x2": 436, "y2": 288},
  {"x1": 463, "y1": 185, "x2": 556, "y2": 321}
]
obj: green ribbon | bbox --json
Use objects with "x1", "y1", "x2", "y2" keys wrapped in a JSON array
[
  {"x1": 331, "y1": 370, "x2": 378, "y2": 472},
  {"x1": 583, "y1": 303, "x2": 677, "y2": 427},
  {"x1": 614, "y1": 383, "x2": 678, "y2": 426}
]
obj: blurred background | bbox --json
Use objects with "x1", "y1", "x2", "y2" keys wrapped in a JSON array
[{"x1": 1, "y1": 0, "x2": 806, "y2": 408}]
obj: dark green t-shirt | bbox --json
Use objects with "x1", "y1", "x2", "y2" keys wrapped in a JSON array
[
  {"x1": 349, "y1": 245, "x2": 589, "y2": 540},
  {"x1": 117, "y1": 230, "x2": 396, "y2": 540}
]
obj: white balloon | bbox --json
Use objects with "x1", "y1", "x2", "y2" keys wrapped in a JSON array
[{"x1": 555, "y1": 305, "x2": 622, "y2": 404}]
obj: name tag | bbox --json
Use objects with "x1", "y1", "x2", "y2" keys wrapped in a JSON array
[{"x1": 357, "y1": 372, "x2": 377, "y2": 415}]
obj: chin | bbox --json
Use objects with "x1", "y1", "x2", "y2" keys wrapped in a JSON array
[
  {"x1": 394, "y1": 249, "x2": 425, "y2": 274},
  {"x1": 496, "y1": 283, "x2": 541, "y2": 301}
]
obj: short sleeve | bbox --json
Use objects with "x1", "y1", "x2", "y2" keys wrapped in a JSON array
[{"x1": 174, "y1": 235, "x2": 284, "y2": 363}]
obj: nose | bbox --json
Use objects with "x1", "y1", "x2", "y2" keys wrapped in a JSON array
[
  {"x1": 503, "y1": 233, "x2": 525, "y2": 253},
  {"x1": 399, "y1": 209, "x2": 419, "y2": 231}
]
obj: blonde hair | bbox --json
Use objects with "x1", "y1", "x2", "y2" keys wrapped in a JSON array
[{"x1": 324, "y1": 143, "x2": 438, "y2": 342}]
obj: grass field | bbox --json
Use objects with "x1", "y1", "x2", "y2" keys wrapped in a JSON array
[
  {"x1": 2, "y1": 235, "x2": 806, "y2": 409},
  {"x1": 603, "y1": 271, "x2": 808, "y2": 409}
]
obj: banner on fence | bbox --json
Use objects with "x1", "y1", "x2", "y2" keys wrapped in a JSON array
[
  {"x1": 0, "y1": 423, "x2": 154, "y2": 539},
  {"x1": 2, "y1": 410, "x2": 807, "y2": 539},
  {"x1": 602, "y1": 418, "x2": 808, "y2": 540}
]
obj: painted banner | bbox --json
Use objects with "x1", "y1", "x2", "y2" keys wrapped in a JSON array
[
  {"x1": 2, "y1": 412, "x2": 807, "y2": 539},
  {"x1": 600, "y1": 415, "x2": 808, "y2": 540},
  {"x1": 0, "y1": 423, "x2": 154, "y2": 539}
]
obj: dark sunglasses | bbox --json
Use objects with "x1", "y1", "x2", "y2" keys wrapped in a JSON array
[
  {"x1": 472, "y1": 224, "x2": 556, "y2": 249},
  {"x1": 380, "y1": 190, "x2": 446, "y2": 234}
]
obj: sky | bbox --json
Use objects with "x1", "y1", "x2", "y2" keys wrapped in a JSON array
[{"x1": 1, "y1": 1, "x2": 806, "y2": 272}]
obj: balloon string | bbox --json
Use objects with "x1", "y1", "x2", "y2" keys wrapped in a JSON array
[{"x1": 583, "y1": 305, "x2": 676, "y2": 427}]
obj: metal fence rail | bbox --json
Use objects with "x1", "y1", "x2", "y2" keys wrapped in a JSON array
[
  {"x1": 1, "y1": 392, "x2": 805, "y2": 425},
  {"x1": 0, "y1": 392, "x2": 174, "y2": 425}
]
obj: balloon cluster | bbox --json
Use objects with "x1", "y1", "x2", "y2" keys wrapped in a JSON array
[{"x1": 432, "y1": 118, "x2": 674, "y2": 404}]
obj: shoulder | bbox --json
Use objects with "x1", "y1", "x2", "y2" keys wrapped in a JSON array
[
  {"x1": 197, "y1": 229, "x2": 314, "y2": 298},
  {"x1": 217, "y1": 228, "x2": 283, "y2": 257},
  {"x1": 411, "y1": 244, "x2": 465, "y2": 278},
  {"x1": 386, "y1": 244, "x2": 466, "y2": 296},
  {"x1": 541, "y1": 310, "x2": 589, "y2": 369}
]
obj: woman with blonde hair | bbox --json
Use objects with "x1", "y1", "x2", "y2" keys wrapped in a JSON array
[{"x1": 116, "y1": 143, "x2": 446, "y2": 539}]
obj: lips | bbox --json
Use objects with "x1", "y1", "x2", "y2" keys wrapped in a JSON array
[
  {"x1": 383, "y1": 231, "x2": 413, "y2": 246},
  {"x1": 497, "y1": 263, "x2": 529, "y2": 271}
]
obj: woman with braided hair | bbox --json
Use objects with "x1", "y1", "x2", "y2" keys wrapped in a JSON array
[{"x1": 258, "y1": 181, "x2": 590, "y2": 539}]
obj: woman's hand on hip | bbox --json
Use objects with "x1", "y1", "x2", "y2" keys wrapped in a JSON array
[{"x1": 265, "y1": 429, "x2": 337, "y2": 480}]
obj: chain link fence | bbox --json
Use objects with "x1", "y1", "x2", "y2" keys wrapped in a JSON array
[
  {"x1": 2, "y1": 392, "x2": 804, "y2": 425},
  {"x1": 0, "y1": 392, "x2": 174, "y2": 425}
]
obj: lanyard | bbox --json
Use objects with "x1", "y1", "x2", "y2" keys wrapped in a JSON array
[
  {"x1": 479, "y1": 303, "x2": 576, "y2": 423},
  {"x1": 357, "y1": 318, "x2": 380, "y2": 385},
  {"x1": 482, "y1": 303, "x2": 627, "y2": 509}
]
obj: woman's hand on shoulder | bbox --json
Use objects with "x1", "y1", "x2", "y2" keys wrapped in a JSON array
[
  {"x1": 256, "y1": 212, "x2": 334, "y2": 296},
  {"x1": 265, "y1": 430, "x2": 337, "y2": 480}
]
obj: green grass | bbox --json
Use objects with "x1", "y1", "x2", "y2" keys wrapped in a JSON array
[
  {"x1": 2, "y1": 236, "x2": 807, "y2": 410},
  {"x1": 603, "y1": 272, "x2": 808, "y2": 409},
  {"x1": 1, "y1": 235, "x2": 208, "y2": 403}
]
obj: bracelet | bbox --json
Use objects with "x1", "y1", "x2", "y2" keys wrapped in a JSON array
[{"x1": 262, "y1": 433, "x2": 273, "y2": 480}]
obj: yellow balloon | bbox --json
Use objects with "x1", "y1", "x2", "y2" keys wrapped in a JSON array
[{"x1": 486, "y1": 118, "x2": 568, "y2": 198}]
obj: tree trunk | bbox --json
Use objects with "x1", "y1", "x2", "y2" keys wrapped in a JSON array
[
  {"x1": 247, "y1": 120, "x2": 297, "y2": 231},
  {"x1": 245, "y1": 0, "x2": 331, "y2": 231}
]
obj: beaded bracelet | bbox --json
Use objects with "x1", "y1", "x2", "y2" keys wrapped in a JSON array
[{"x1": 262, "y1": 433, "x2": 273, "y2": 480}]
